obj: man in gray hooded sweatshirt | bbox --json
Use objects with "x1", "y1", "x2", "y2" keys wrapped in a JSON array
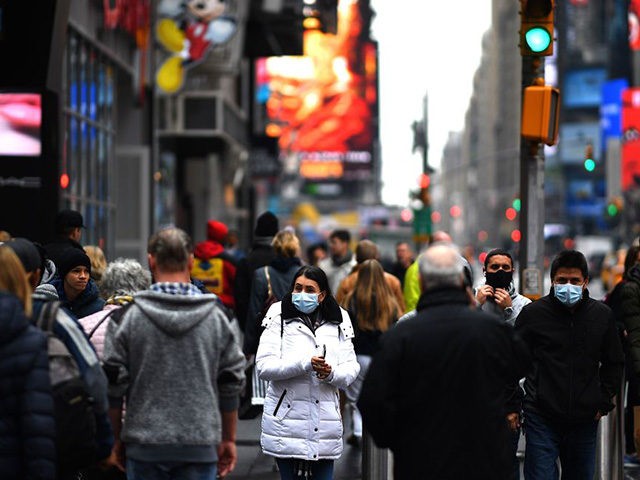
[{"x1": 103, "y1": 227, "x2": 245, "y2": 479}]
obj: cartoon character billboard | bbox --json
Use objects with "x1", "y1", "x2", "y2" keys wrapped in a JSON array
[{"x1": 156, "y1": 0, "x2": 237, "y2": 94}]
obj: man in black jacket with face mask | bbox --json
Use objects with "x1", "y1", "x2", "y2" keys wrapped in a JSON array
[{"x1": 515, "y1": 250, "x2": 624, "y2": 480}]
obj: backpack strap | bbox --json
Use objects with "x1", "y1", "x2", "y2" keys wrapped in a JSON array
[
  {"x1": 88, "y1": 301, "x2": 136, "y2": 338},
  {"x1": 264, "y1": 266, "x2": 273, "y2": 297},
  {"x1": 87, "y1": 309, "x2": 117, "y2": 339},
  {"x1": 36, "y1": 300, "x2": 60, "y2": 334}
]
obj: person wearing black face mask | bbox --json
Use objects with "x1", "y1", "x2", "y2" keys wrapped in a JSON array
[
  {"x1": 475, "y1": 248, "x2": 531, "y2": 480},
  {"x1": 476, "y1": 249, "x2": 531, "y2": 326}
]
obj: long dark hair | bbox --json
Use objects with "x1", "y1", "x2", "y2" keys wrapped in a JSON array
[
  {"x1": 290, "y1": 265, "x2": 332, "y2": 296},
  {"x1": 290, "y1": 265, "x2": 341, "y2": 321}
]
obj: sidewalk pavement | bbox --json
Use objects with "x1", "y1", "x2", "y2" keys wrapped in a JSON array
[{"x1": 228, "y1": 416, "x2": 362, "y2": 480}]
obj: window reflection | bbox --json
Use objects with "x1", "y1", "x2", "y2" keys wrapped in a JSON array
[{"x1": 62, "y1": 29, "x2": 116, "y2": 254}]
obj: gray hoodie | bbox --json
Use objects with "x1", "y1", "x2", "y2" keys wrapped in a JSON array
[
  {"x1": 479, "y1": 283, "x2": 531, "y2": 326},
  {"x1": 103, "y1": 290, "x2": 246, "y2": 463}
]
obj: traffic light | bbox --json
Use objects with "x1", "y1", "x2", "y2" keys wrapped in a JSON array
[
  {"x1": 583, "y1": 144, "x2": 595, "y2": 172},
  {"x1": 521, "y1": 82, "x2": 560, "y2": 145},
  {"x1": 605, "y1": 197, "x2": 623, "y2": 226},
  {"x1": 520, "y1": 0, "x2": 554, "y2": 56}
]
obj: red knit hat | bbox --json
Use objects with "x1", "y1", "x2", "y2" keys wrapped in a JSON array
[{"x1": 207, "y1": 220, "x2": 228, "y2": 242}]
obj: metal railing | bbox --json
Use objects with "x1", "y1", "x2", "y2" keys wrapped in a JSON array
[
  {"x1": 362, "y1": 429, "x2": 392, "y2": 480},
  {"x1": 594, "y1": 378, "x2": 625, "y2": 479}
]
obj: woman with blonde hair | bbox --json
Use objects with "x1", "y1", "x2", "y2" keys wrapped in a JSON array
[
  {"x1": 84, "y1": 245, "x2": 107, "y2": 286},
  {"x1": 341, "y1": 258, "x2": 402, "y2": 445},
  {"x1": 0, "y1": 245, "x2": 56, "y2": 479},
  {"x1": 243, "y1": 230, "x2": 303, "y2": 356},
  {"x1": 0, "y1": 244, "x2": 34, "y2": 316}
]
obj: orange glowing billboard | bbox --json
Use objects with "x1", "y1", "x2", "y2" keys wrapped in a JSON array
[{"x1": 255, "y1": 0, "x2": 378, "y2": 181}]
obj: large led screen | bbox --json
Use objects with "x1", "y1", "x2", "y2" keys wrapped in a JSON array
[
  {"x1": 0, "y1": 93, "x2": 42, "y2": 156},
  {"x1": 255, "y1": 0, "x2": 378, "y2": 182},
  {"x1": 622, "y1": 87, "x2": 640, "y2": 190}
]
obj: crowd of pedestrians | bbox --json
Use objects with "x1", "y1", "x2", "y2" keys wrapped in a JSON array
[{"x1": 0, "y1": 208, "x2": 636, "y2": 480}]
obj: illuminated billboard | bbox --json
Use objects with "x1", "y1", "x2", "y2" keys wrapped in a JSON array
[
  {"x1": 0, "y1": 93, "x2": 42, "y2": 156},
  {"x1": 622, "y1": 87, "x2": 640, "y2": 190},
  {"x1": 255, "y1": 0, "x2": 378, "y2": 182}
]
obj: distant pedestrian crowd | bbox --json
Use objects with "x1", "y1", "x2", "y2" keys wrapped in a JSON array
[{"x1": 0, "y1": 210, "x2": 633, "y2": 480}]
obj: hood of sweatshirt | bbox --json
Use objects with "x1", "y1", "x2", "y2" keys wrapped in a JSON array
[
  {"x1": 132, "y1": 290, "x2": 220, "y2": 337},
  {"x1": 194, "y1": 240, "x2": 225, "y2": 260}
]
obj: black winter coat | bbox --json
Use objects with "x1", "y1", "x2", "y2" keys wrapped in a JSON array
[
  {"x1": 357, "y1": 288, "x2": 531, "y2": 480},
  {"x1": 233, "y1": 239, "x2": 276, "y2": 331},
  {"x1": 0, "y1": 292, "x2": 56, "y2": 479},
  {"x1": 515, "y1": 290, "x2": 624, "y2": 423},
  {"x1": 242, "y1": 256, "x2": 302, "y2": 355},
  {"x1": 43, "y1": 237, "x2": 84, "y2": 270},
  {"x1": 620, "y1": 265, "x2": 640, "y2": 375}
]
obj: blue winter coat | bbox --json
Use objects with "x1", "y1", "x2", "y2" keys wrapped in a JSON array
[
  {"x1": 0, "y1": 292, "x2": 56, "y2": 479},
  {"x1": 50, "y1": 277, "x2": 105, "y2": 319}
]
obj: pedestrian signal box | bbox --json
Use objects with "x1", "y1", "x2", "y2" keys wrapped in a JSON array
[
  {"x1": 520, "y1": 0, "x2": 554, "y2": 56},
  {"x1": 521, "y1": 84, "x2": 560, "y2": 146}
]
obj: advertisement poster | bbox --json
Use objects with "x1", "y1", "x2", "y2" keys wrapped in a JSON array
[
  {"x1": 255, "y1": 0, "x2": 378, "y2": 188},
  {"x1": 0, "y1": 93, "x2": 41, "y2": 156},
  {"x1": 622, "y1": 88, "x2": 640, "y2": 190}
]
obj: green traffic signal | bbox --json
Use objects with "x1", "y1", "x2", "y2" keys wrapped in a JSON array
[
  {"x1": 584, "y1": 158, "x2": 596, "y2": 172},
  {"x1": 512, "y1": 198, "x2": 521, "y2": 212},
  {"x1": 525, "y1": 27, "x2": 552, "y2": 53},
  {"x1": 607, "y1": 203, "x2": 619, "y2": 217}
]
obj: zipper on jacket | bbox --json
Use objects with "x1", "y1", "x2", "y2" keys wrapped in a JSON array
[
  {"x1": 273, "y1": 389, "x2": 287, "y2": 416},
  {"x1": 568, "y1": 316, "x2": 574, "y2": 419}
]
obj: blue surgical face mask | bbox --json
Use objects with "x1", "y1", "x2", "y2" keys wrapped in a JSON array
[
  {"x1": 553, "y1": 283, "x2": 583, "y2": 307},
  {"x1": 292, "y1": 292, "x2": 320, "y2": 314}
]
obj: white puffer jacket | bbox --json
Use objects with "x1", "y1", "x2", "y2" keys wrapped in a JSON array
[{"x1": 256, "y1": 300, "x2": 359, "y2": 460}]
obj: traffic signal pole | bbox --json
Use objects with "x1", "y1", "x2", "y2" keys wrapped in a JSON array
[
  {"x1": 518, "y1": 55, "x2": 546, "y2": 299},
  {"x1": 518, "y1": 0, "x2": 557, "y2": 299}
]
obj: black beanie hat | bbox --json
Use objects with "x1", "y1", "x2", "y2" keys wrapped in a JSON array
[
  {"x1": 57, "y1": 247, "x2": 91, "y2": 279},
  {"x1": 7, "y1": 238, "x2": 42, "y2": 273},
  {"x1": 254, "y1": 211, "x2": 279, "y2": 237}
]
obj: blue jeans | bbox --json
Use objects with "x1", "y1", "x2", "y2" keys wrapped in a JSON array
[
  {"x1": 523, "y1": 410, "x2": 598, "y2": 480},
  {"x1": 275, "y1": 458, "x2": 333, "y2": 480},
  {"x1": 126, "y1": 458, "x2": 217, "y2": 480}
]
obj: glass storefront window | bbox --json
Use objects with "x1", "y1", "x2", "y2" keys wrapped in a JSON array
[{"x1": 62, "y1": 29, "x2": 116, "y2": 253}]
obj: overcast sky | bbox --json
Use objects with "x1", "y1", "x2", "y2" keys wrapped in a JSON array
[{"x1": 369, "y1": 0, "x2": 493, "y2": 206}]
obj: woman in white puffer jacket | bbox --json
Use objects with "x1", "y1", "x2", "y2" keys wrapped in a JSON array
[{"x1": 256, "y1": 265, "x2": 360, "y2": 480}]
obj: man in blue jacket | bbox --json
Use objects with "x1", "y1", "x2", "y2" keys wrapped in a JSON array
[{"x1": 515, "y1": 250, "x2": 624, "y2": 480}]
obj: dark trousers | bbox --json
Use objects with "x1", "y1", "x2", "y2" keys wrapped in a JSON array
[{"x1": 523, "y1": 411, "x2": 598, "y2": 480}]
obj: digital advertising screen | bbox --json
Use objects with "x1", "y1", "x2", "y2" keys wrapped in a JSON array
[
  {"x1": 563, "y1": 68, "x2": 607, "y2": 109},
  {"x1": 254, "y1": 0, "x2": 378, "y2": 185},
  {"x1": 0, "y1": 93, "x2": 42, "y2": 156},
  {"x1": 622, "y1": 87, "x2": 640, "y2": 190}
]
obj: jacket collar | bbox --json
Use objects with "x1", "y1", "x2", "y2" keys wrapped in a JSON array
[{"x1": 417, "y1": 287, "x2": 472, "y2": 312}]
